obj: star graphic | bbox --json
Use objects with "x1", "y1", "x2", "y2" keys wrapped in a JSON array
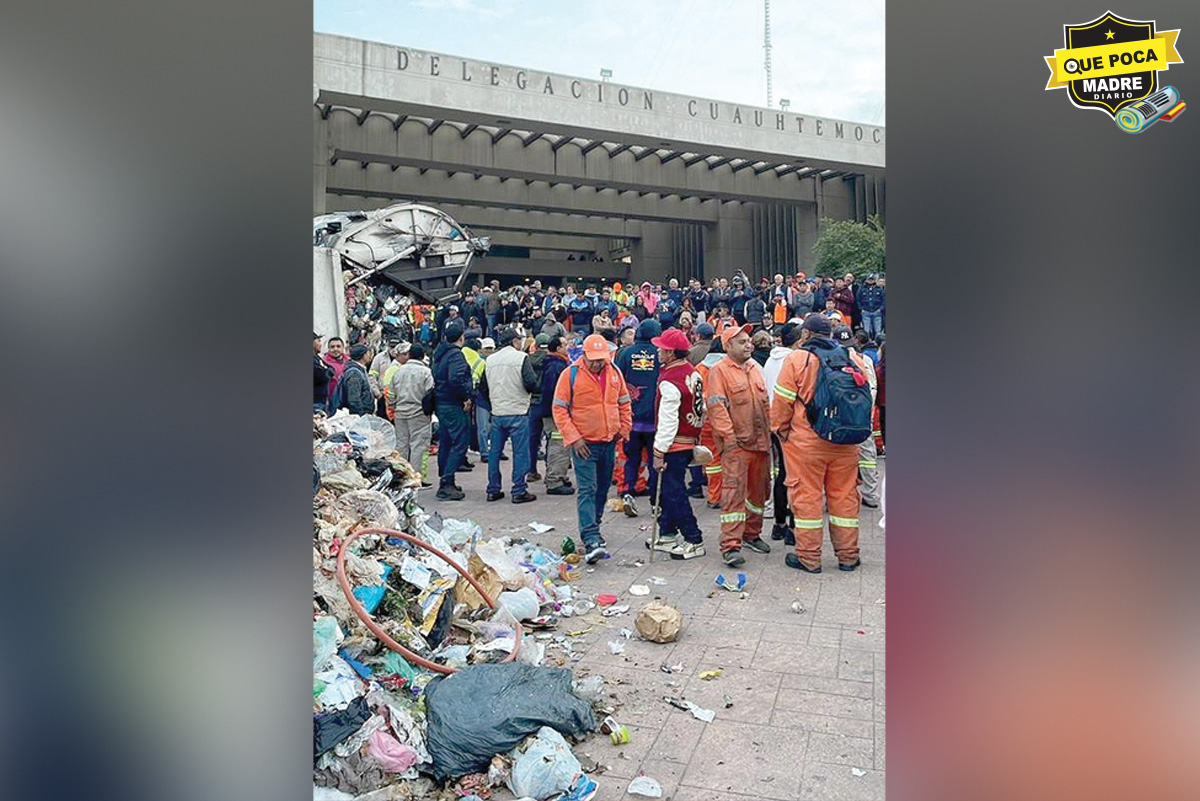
[{"x1": 1105, "y1": 30, "x2": 1115, "y2": 40}]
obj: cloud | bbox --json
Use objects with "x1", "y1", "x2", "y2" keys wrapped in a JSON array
[{"x1": 313, "y1": 0, "x2": 884, "y2": 123}]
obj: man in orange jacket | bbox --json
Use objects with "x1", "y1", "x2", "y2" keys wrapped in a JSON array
[
  {"x1": 552, "y1": 334, "x2": 633, "y2": 564},
  {"x1": 705, "y1": 323, "x2": 772, "y2": 567},
  {"x1": 770, "y1": 314, "x2": 862, "y2": 572}
]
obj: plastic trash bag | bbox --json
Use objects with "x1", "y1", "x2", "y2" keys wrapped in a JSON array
[
  {"x1": 334, "y1": 490, "x2": 399, "y2": 530},
  {"x1": 314, "y1": 616, "x2": 342, "y2": 671},
  {"x1": 508, "y1": 727, "x2": 583, "y2": 800},
  {"x1": 440, "y1": 517, "x2": 483, "y2": 547},
  {"x1": 572, "y1": 675, "x2": 607, "y2": 704},
  {"x1": 423, "y1": 664, "x2": 597, "y2": 779},
  {"x1": 498, "y1": 587, "x2": 540, "y2": 621},
  {"x1": 627, "y1": 775, "x2": 664, "y2": 797},
  {"x1": 314, "y1": 696, "x2": 371, "y2": 759},
  {"x1": 347, "y1": 415, "x2": 397, "y2": 460},
  {"x1": 475, "y1": 539, "x2": 527, "y2": 589},
  {"x1": 366, "y1": 729, "x2": 419, "y2": 774}
]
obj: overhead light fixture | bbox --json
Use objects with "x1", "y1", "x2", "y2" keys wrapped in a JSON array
[
  {"x1": 780, "y1": 98, "x2": 791, "y2": 111},
  {"x1": 600, "y1": 68, "x2": 613, "y2": 82}
]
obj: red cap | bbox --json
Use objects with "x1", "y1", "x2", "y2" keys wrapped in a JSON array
[
  {"x1": 719, "y1": 323, "x2": 753, "y2": 347},
  {"x1": 582, "y1": 334, "x2": 612, "y2": 361},
  {"x1": 650, "y1": 327, "x2": 690, "y2": 351}
]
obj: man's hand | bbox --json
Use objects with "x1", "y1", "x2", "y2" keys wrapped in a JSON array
[
  {"x1": 572, "y1": 440, "x2": 591, "y2": 459},
  {"x1": 652, "y1": 450, "x2": 665, "y2": 471},
  {"x1": 464, "y1": 399, "x2": 474, "y2": 413}
]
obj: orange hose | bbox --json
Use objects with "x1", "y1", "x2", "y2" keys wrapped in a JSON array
[{"x1": 335, "y1": 525, "x2": 523, "y2": 674}]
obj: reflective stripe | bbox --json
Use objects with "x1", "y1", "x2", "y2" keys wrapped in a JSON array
[
  {"x1": 618, "y1": 395, "x2": 631, "y2": 404},
  {"x1": 745, "y1": 501, "x2": 764, "y2": 514},
  {"x1": 704, "y1": 465, "x2": 723, "y2": 474},
  {"x1": 774, "y1": 384, "x2": 797, "y2": 401},
  {"x1": 720, "y1": 512, "x2": 747, "y2": 523},
  {"x1": 829, "y1": 514, "x2": 859, "y2": 528},
  {"x1": 858, "y1": 460, "x2": 877, "y2": 468},
  {"x1": 550, "y1": 432, "x2": 563, "y2": 440},
  {"x1": 707, "y1": 394, "x2": 728, "y2": 405},
  {"x1": 795, "y1": 518, "x2": 825, "y2": 529},
  {"x1": 553, "y1": 399, "x2": 570, "y2": 408}
]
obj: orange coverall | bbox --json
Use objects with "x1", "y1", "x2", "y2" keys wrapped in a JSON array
[
  {"x1": 770, "y1": 347, "x2": 861, "y2": 570},
  {"x1": 705, "y1": 355, "x2": 771, "y2": 552}
]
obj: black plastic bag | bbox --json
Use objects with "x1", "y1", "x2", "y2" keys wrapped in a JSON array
[
  {"x1": 313, "y1": 696, "x2": 371, "y2": 760},
  {"x1": 423, "y1": 663, "x2": 597, "y2": 779}
]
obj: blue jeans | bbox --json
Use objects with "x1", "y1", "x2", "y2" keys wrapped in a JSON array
[
  {"x1": 862, "y1": 310, "x2": 883, "y2": 339},
  {"x1": 487, "y1": 414, "x2": 531, "y2": 496},
  {"x1": 623, "y1": 429, "x2": 658, "y2": 497},
  {"x1": 572, "y1": 439, "x2": 616, "y2": 549},
  {"x1": 475, "y1": 405, "x2": 492, "y2": 456},
  {"x1": 436, "y1": 403, "x2": 469, "y2": 489},
  {"x1": 486, "y1": 313, "x2": 497, "y2": 336},
  {"x1": 528, "y1": 412, "x2": 544, "y2": 475},
  {"x1": 659, "y1": 450, "x2": 702, "y2": 543}
]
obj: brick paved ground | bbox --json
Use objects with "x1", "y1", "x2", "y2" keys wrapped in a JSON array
[{"x1": 433, "y1": 446, "x2": 885, "y2": 801}]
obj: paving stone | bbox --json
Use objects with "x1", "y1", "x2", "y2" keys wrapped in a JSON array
[
  {"x1": 752, "y1": 640, "x2": 841, "y2": 677},
  {"x1": 679, "y1": 720, "x2": 808, "y2": 801},
  {"x1": 769, "y1": 709, "x2": 876, "y2": 739},
  {"x1": 799, "y1": 761, "x2": 886, "y2": 801},
  {"x1": 780, "y1": 673, "x2": 875, "y2": 699},
  {"x1": 805, "y1": 732, "x2": 875, "y2": 766},
  {"x1": 774, "y1": 689, "x2": 874, "y2": 720}
]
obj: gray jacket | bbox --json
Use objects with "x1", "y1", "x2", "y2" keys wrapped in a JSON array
[{"x1": 388, "y1": 359, "x2": 434, "y2": 420}]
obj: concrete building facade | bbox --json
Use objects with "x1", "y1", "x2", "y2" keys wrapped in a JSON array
[{"x1": 314, "y1": 32, "x2": 885, "y2": 286}]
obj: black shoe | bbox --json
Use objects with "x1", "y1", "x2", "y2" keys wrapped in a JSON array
[
  {"x1": 584, "y1": 543, "x2": 609, "y2": 564},
  {"x1": 861, "y1": 498, "x2": 880, "y2": 509},
  {"x1": 499, "y1": 453, "x2": 509, "y2": 461},
  {"x1": 512, "y1": 491, "x2": 537, "y2": 504},
  {"x1": 436, "y1": 486, "x2": 465, "y2": 501},
  {"x1": 722, "y1": 549, "x2": 746, "y2": 567},
  {"x1": 743, "y1": 537, "x2": 771, "y2": 554},
  {"x1": 420, "y1": 481, "x2": 433, "y2": 489},
  {"x1": 785, "y1": 553, "x2": 821, "y2": 573},
  {"x1": 770, "y1": 525, "x2": 788, "y2": 541},
  {"x1": 547, "y1": 484, "x2": 575, "y2": 496},
  {"x1": 706, "y1": 500, "x2": 721, "y2": 509},
  {"x1": 526, "y1": 472, "x2": 542, "y2": 482},
  {"x1": 687, "y1": 486, "x2": 705, "y2": 498},
  {"x1": 784, "y1": 530, "x2": 796, "y2": 547},
  {"x1": 838, "y1": 559, "x2": 862, "y2": 572},
  {"x1": 456, "y1": 462, "x2": 474, "y2": 472},
  {"x1": 487, "y1": 491, "x2": 506, "y2": 502}
]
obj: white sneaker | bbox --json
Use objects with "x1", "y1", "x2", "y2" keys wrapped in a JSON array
[
  {"x1": 669, "y1": 540, "x2": 707, "y2": 560},
  {"x1": 622, "y1": 494, "x2": 639, "y2": 517},
  {"x1": 645, "y1": 534, "x2": 678, "y2": 553}
]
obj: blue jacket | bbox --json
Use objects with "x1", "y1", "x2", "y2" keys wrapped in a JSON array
[
  {"x1": 568, "y1": 296, "x2": 594, "y2": 328},
  {"x1": 432, "y1": 342, "x2": 473, "y2": 406},
  {"x1": 340, "y1": 362, "x2": 375, "y2": 415},
  {"x1": 615, "y1": 320, "x2": 662, "y2": 428},
  {"x1": 857, "y1": 284, "x2": 885, "y2": 313},
  {"x1": 536, "y1": 352, "x2": 570, "y2": 419}
]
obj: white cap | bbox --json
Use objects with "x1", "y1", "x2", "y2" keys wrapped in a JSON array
[{"x1": 480, "y1": 337, "x2": 496, "y2": 349}]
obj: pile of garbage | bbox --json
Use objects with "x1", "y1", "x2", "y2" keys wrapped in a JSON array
[{"x1": 313, "y1": 412, "x2": 608, "y2": 800}]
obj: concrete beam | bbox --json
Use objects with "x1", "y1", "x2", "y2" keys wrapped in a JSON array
[
  {"x1": 314, "y1": 33, "x2": 885, "y2": 171},
  {"x1": 471, "y1": 255, "x2": 628, "y2": 282},
  {"x1": 325, "y1": 161, "x2": 722, "y2": 224},
  {"x1": 318, "y1": 107, "x2": 818, "y2": 204}
]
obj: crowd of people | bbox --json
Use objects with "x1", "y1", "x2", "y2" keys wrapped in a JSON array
[{"x1": 315, "y1": 269, "x2": 885, "y2": 572}]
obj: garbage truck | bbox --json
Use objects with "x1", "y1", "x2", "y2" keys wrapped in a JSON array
[{"x1": 314, "y1": 203, "x2": 490, "y2": 341}]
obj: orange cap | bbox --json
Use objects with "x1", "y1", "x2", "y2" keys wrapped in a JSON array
[
  {"x1": 719, "y1": 323, "x2": 753, "y2": 348},
  {"x1": 613, "y1": 282, "x2": 622, "y2": 292},
  {"x1": 582, "y1": 334, "x2": 612, "y2": 361}
]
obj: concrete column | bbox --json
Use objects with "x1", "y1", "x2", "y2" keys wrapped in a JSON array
[
  {"x1": 854, "y1": 176, "x2": 867, "y2": 223},
  {"x1": 313, "y1": 165, "x2": 328, "y2": 215},
  {"x1": 702, "y1": 202, "x2": 754, "y2": 277},
  {"x1": 865, "y1": 176, "x2": 876, "y2": 218},
  {"x1": 631, "y1": 221, "x2": 672, "y2": 284},
  {"x1": 814, "y1": 176, "x2": 824, "y2": 234}
]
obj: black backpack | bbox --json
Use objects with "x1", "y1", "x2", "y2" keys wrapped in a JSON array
[{"x1": 800, "y1": 341, "x2": 873, "y2": 445}]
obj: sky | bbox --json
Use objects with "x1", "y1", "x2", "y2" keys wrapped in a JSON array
[{"x1": 313, "y1": 0, "x2": 885, "y2": 125}]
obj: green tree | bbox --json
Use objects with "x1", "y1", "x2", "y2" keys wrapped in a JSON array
[{"x1": 812, "y1": 214, "x2": 885, "y2": 279}]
